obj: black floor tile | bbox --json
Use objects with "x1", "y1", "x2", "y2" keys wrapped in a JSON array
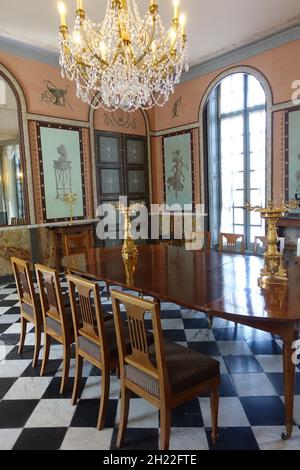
[
  {"x1": 0, "y1": 325, "x2": 11, "y2": 334},
  {"x1": 213, "y1": 328, "x2": 244, "y2": 341},
  {"x1": 0, "y1": 400, "x2": 38, "y2": 428},
  {"x1": 170, "y1": 399, "x2": 203, "y2": 428},
  {"x1": 21, "y1": 359, "x2": 62, "y2": 377},
  {"x1": 0, "y1": 377, "x2": 17, "y2": 399},
  {"x1": 240, "y1": 396, "x2": 286, "y2": 426},
  {"x1": 162, "y1": 330, "x2": 187, "y2": 342},
  {"x1": 0, "y1": 333, "x2": 21, "y2": 345},
  {"x1": 267, "y1": 373, "x2": 300, "y2": 396},
  {"x1": 206, "y1": 427, "x2": 259, "y2": 450},
  {"x1": 13, "y1": 427, "x2": 67, "y2": 450},
  {"x1": 5, "y1": 346, "x2": 35, "y2": 361},
  {"x1": 246, "y1": 340, "x2": 282, "y2": 355},
  {"x1": 70, "y1": 399, "x2": 118, "y2": 428},
  {"x1": 110, "y1": 428, "x2": 159, "y2": 450},
  {"x1": 187, "y1": 341, "x2": 220, "y2": 356},
  {"x1": 42, "y1": 377, "x2": 77, "y2": 399},
  {"x1": 183, "y1": 318, "x2": 209, "y2": 329}
]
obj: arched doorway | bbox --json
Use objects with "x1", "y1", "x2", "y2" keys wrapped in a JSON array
[{"x1": 200, "y1": 68, "x2": 272, "y2": 250}]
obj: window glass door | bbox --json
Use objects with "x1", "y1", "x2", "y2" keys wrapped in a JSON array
[{"x1": 207, "y1": 73, "x2": 266, "y2": 249}]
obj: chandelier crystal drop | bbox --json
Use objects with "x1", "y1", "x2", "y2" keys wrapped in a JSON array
[{"x1": 57, "y1": 0, "x2": 188, "y2": 111}]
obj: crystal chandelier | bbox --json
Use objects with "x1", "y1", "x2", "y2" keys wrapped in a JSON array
[{"x1": 57, "y1": 0, "x2": 188, "y2": 111}]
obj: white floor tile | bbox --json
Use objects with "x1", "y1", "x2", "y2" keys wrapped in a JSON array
[
  {"x1": 256, "y1": 355, "x2": 283, "y2": 373},
  {"x1": 0, "y1": 345, "x2": 14, "y2": 361},
  {"x1": 3, "y1": 377, "x2": 53, "y2": 400},
  {"x1": 0, "y1": 360, "x2": 31, "y2": 377},
  {"x1": 25, "y1": 399, "x2": 76, "y2": 428},
  {"x1": 60, "y1": 427, "x2": 113, "y2": 450},
  {"x1": 199, "y1": 397, "x2": 250, "y2": 427},
  {"x1": 0, "y1": 429, "x2": 22, "y2": 450},
  {"x1": 232, "y1": 373, "x2": 277, "y2": 396},
  {"x1": 252, "y1": 426, "x2": 300, "y2": 450},
  {"x1": 185, "y1": 329, "x2": 215, "y2": 342},
  {"x1": 81, "y1": 375, "x2": 120, "y2": 400},
  {"x1": 161, "y1": 319, "x2": 184, "y2": 330},
  {"x1": 0, "y1": 315, "x2": 20, "y2": 324},
  {"x1": 169, "y1": 428, "x2": 209, "y2": 450},
  {"x1": 116, "y1": 398, "x2": 158, "y2": 428},
  {"x1": 0, "y1": 306, "x2": 12, "y2": 315},
  {"x1": 217, "y1": 341, "x2": 252, "y2": 356},
  {"x1": 55, "y1": 358, "x2": 93, "y2": 378}
]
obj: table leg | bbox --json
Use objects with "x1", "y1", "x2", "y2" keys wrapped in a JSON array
[{"x1": 281, "y1": 328, "x2": 297, "y2": 441}]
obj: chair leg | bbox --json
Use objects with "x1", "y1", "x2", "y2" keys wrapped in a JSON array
[
  {"x1": 159, "y1": 408, "x2": 171, "y2": 451},
  {"x1": 210, "y1": 388, "x2": 219, "y2": 446},
  {"x1": 72, "y1": 354, "x2": 83, "y2": 405},
  {"x1": 40, "y1": 333, "x2": 51, "y2": 377},
  {"x1": 60, "y1": 344, "x2": 71, "y2": 395},
  {"x1": 106, "y1": 282, "x2": 110, "y2": 300},
  {"x1": 18, "y1": 316, "x2": 27, "y2": 355},
  {"x1": 97, "y1": 369, "x2": 110, "y2": 430},
  {"x1": 117, "y1": 386, "x2": 130, "y2": 448},
  {"x1": 32, "y1": 323, "x2": 42, "y2": 368},
  {"x1": 207, "y1": 314, "x2": 213, "y2": 329}
]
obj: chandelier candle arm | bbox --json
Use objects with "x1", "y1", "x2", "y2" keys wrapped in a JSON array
[{"x1": 57, "y1": 0, "x2": 188, "y2": 111}]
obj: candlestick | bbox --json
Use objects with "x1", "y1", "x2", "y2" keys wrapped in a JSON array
[
  {"x1": 77, "y1": 0, "x2": 84, "y2": 9},
  {"x1": 297, "y1": 238, "x2": 300, "y2": 257},
  {"x1": 58, "y1": 2, "x2": 67, "y2": 26},
  {"x1": 173, "y1": 0, "x2": 179, "y2": 19},
  {"x1": 179, "y1": 13, "x2": 186, "y2": 33},
  {"x1": 278, "y1": 237, "x2": 285, "y2": 255}
]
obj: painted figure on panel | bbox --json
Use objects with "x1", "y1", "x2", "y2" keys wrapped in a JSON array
[
  {"x1": 53, "y1": 144, "x2": 72, "y2": 199},
  {"x1": 167, "y1": 149, "x2": 189, "y2": 198}
]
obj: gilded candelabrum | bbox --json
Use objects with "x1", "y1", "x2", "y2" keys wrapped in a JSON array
[
  {"x1": 64, "y1": 193, "x2": 78, "y2": 225},
  {"x1": 116, "y1": 202, "x2": 143, "y2": 260},
  {"x1": 246, "y1": 200, "x2": 298, "y2": 287}
]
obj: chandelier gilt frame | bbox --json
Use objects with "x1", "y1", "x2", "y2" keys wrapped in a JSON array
[{"x1": 58, "y1": 0, "x2": 188, "y2": 111}]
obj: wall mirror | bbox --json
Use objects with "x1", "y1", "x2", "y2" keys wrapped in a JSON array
[{"x1": 0, "y1": 73, "x2": 26, "y2": 226}]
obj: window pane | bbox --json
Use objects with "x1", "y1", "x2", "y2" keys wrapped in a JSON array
[
  {"x1": 247, "y1": 75, "x2": 266, "y2": 108},
  {"x1": 220, "y1": 73, "x2": 244, "y2": 114}
]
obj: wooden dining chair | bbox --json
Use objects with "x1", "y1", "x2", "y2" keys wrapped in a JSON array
[
  {"x1": 64, "y1": 232, "x2": 110, "y2": 299},
  {"x1": 67, "y1": 274, "x2": 124, "y2": 430},
  {"x1": 111, "y1": 290, "x2": 220, "y2": 451},
  {"x1": 35, "y1": 264, "x2": 74, "y2": 394},
  {"x1": 219, "y1": 233, "x2": 245, "y2": 254},
  {"x1": 11, "y1": 257, "x2": 43, "y2": 368},
  {"x1": 254, "y1": 236, "x2": 267, "y2": 256}
]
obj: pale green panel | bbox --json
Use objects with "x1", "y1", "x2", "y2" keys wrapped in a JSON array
[
  {"x1": 40, "y1": 127, "x2": 84, "y2": 220},
  {"x1": 164, "y1": 133, "x2": 193, "y2": 209}
]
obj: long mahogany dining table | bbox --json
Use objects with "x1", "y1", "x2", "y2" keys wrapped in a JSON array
[{"x1": 62, "y1": 244, "x2": 300, "y2": 440}]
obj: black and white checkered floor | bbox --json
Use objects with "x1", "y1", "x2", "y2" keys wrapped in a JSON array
[{"x1": 0, "y1": 278, "x2": 300, "y2": 451}]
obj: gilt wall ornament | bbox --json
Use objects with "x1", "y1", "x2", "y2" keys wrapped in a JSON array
[
  {"x1": 104, "y1": 110, "x2": 137, "y2": 130},
  {"x1": 41, "y1": 80, "x2": 73, "y2": 110}
]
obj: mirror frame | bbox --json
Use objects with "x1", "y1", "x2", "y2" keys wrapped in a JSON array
[{"x1": 0, "y1": 69, "x2": 29, "y2": 227}]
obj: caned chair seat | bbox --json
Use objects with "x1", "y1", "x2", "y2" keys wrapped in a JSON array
[{"x1": 125, "y1": 340, "x2": 219, "y2": 399}]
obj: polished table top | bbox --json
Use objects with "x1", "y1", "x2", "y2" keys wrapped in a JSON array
[{"x1": 62, "y1": 245, "x2": 300, "y2": 324}]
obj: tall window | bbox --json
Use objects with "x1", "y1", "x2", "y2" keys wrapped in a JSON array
[{"x1": 206, "y1": 73, "x2": 266, "y2": 249}]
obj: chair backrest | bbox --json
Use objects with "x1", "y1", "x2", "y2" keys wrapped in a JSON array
[
  {"x1": 219, "y1": 233, "x2": 245, "y2": 254},
  {"x1": 67, "y1": 274, "x2": 108, "y2": 364},
  {"x1": 11, "y1": 256, "x2": 40, "y2": 320},
  {"x1": 111, "y1": 290, "x2": 170, "y2": 402},
  {"x1": 63, "y1": 232, "x2": 92, "y2": 256},
  {"x1": 254, "y1": 236, "x2": 267, "y2": 256},
  {"x1": 35, "y1": 264, "x2": 68, "y2": 337}
]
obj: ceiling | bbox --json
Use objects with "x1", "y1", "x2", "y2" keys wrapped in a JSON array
[{"x1": 1, "y1": 0, "x2": 300, "y2": 66}]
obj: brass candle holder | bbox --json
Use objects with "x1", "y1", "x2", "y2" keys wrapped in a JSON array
[
  {"x1": 116, "y1": 202, "x2": 144, "y2": 260},
  {"x1": 246, "y1": 200, "x2": 298, "y2": 287},
  {"x1": 64, "y1": 193, "x2": 78, "y2": 225}
]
